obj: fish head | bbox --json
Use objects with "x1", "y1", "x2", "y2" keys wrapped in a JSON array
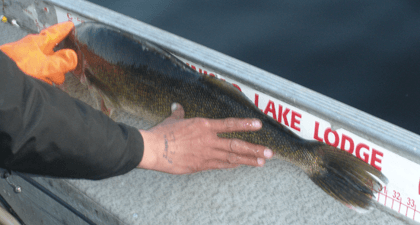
[
  {"x1": 58, "y1": 22, "x2": 125, "y2": 88},
  {"x1": 58, "y1": 22, "x2": 144, "y2": 84}
]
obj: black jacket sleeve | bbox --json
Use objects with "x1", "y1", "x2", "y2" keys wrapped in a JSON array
[{"x1": 0, "y1": 51, "x2": 144, "y2": 180}]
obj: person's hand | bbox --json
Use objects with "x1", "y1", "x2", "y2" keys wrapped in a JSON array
[
  {"x1": 138, "y1": 103, "x2": 273, "y2": 174},
  {"x1": 0, "y1": 21, "x2": 77, "y2": 85}
]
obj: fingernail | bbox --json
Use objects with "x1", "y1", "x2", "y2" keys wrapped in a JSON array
[
  {"x1": 264, "y1": 149, "x2": 273, "y2": 158},
  {"x1": 257, "y1": 158, "x2": 264, "y2": 165},
  {"x1": 171, "y1": 103, "x2": 178, "y2": 112},
  {"x1": 252, "y1": 120, "x2": 262, "y2": 128}
]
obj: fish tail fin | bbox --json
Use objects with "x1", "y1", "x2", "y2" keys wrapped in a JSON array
[{"x1": 308, "y1": 143, "x2": 388, "y2": 209}]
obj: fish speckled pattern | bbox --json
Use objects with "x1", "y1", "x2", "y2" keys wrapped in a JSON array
[{"x1": 58, "y1": 22, "x2": 389, "y2": 209}]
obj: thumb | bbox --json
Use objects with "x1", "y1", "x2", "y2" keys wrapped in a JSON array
[
  {"x1": 51, "y1": 49, "x2": 78, "y2": 73},
  {"x1": 170, "y1": 103, "x2": 185, "y2": 120},
  {"x1": 40, "y1": 49, "x2": 77, "y2": 85}
]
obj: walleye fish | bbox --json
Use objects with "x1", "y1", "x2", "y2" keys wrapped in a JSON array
[{"x1": 59, "y1": 22, "x2": 387, "y2": 209}]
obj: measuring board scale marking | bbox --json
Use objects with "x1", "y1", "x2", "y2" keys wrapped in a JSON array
[
  {"x1": 55, "y1": 6, "x2": 89, "y2": 26},
  {"x1": 21, "y1": 5, "x2": 418, "y2": 223},
  {"x1": 377, "y1": 186, "x2": 419, "y2": 220}
]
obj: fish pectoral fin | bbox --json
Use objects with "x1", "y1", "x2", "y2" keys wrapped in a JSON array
[
  {"x1": 100, "y1": 98, "x2": 113, "y2": 117},
  {"x1": 80, "y1": 73, "x2": 89, "y2": 85},
  {"x1": 307, "y1": 144, "x2": 388, "y2": 210},
  {"x1": 84, "y1": 67, "x2": 120, "y2": 107}
]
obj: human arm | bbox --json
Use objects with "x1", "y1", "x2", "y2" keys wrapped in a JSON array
[{"x1": 0, "y1": 41, "x2": 143, "y2": 180}]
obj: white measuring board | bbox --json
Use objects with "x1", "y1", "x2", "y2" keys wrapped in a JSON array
[
  {"x1": 176, "y1": 56, "x2": 420, "y2": 222},
  {"x1": 50, "y1": 6, "x2": 420, "y2": 222}
]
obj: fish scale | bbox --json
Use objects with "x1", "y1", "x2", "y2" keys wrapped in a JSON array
[{"x1": 59, "y1": 22, "x2": 388, "y2": 209}]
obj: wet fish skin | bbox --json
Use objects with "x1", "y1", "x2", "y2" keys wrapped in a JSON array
[{"x1": 61, "y1": 22, "x2": 388, "y2": 209}]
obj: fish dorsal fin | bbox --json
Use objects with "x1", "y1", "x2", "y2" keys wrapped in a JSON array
[{"x1": 201, "y1": 75, "x2": 257, "y2": 109}]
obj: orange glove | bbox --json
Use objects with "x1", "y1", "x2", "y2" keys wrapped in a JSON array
[{"x1": 0, "y1": 21, "x2": 77, "y2": 85}]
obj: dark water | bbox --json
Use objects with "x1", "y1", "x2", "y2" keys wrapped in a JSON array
[{"x1": 88, "y1": 0, "x2": 420, "y2": 135}]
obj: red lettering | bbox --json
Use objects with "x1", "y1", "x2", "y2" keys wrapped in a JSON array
[
  {"x1": 278, "y1": 105, "x2": 290, "y2": 126},
  {"x1": 291, "y1": 111, "x2": 301, "y2": 132},
  {"x1": 232, "y1": 83, "x2": 242, "y2": 92},
  {"x1": 254, "y1": 94, "x2": 259, "y2": 108},
  {"x1": 340, "y1": 134, "x2": 354, "y2": 154},
  {"x1": 371, "y1": 149, "x2": 383, "y2": 171},
  {"x1": 203, "y1": 70, "x2": 208, "y2": 75},
  {"x1": 67, "y1": 13, "x2": 72, "y2": 21},
  {"x1": 199, "y1": 68, "x2": 202, "y2": 73},
  {"x1": 191, "y1": 65, "x2": 196, "y2": 71},
  {"x1": 313, "y1": 121, "x2": 323, "y2": 142},
  {"x1": 264, "y1": 100, "x2": 277, "y2": 120},
  {"x1": 324, "y1": 128, "x2": 339, "y2": 147},
  {"x1": 209, "y1": 73, "x2": 216, "y2": 77},
  {"x1": 356, "y1": 143, "x2": 370, "y2": 163}
]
